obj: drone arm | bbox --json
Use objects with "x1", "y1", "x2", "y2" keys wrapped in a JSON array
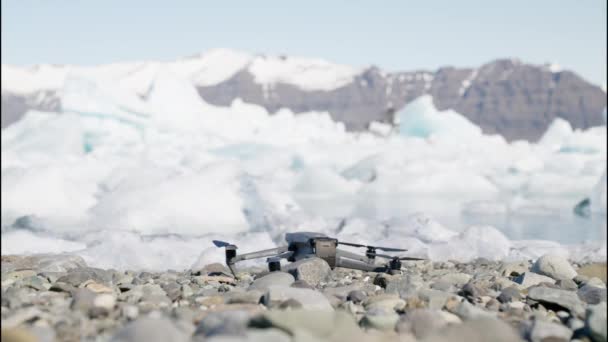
[
  {"x1": 336, "y1": 248, "x2": 373, "y2": 263},
  {"x1": 231, "y1": 246, "x2": 290, "y2": 263},
  {"x1": 335, "y1": 255, "x2": 387, "y2": 272}
]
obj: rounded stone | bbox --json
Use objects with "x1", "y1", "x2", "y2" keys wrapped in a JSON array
[
  {"x1": 531, "y1": 254, "x2": 577, "y2": 280},
  {"x1": 347, "y1": 290, "x2": 367, "y2": 304},
  {"x1": 249, "y1": 272, "x2": 295, "y2": 291},
  {"x1": 110, "y1": 317, "x2": 189, "y2": 342}
]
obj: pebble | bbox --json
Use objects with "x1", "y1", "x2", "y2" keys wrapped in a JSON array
[
  {"x1": 262, "y1": 285, "x2": 333, "y2": 311},
  {"x1": 283, "y1": 257, "x2": 331, "y2": 287},
  {"x1": 85, "y1": 282, "x2": 114, "y2": 294},
  {"x1": 346, "y1": 289, "x2": 367, "y2": 304},
  {"x1": 449, "y1": 300, "x2": 496, "y2": 321},
  {"x1": 386, "y1": 274, "x2": 425, "y2": 298},
  {"x1": 93, "y1": 294, "x2": 116, "y2": 311},
  {"x1": 461, "y1": 282, "x2": 486, "y2": 299},
  {"x1": 577, "y1": 284, "x2": 607, "y2": 304},
  {"x1": 360, "y1": 307, "x2": 400, "y2": 331},
  {"x1": 0, "y1": 255, "x2": 599, "y2": 341},
  {"x1": 526, "y1": 319, "x2": 573, "y2": 342},
  {"x1": 224, "y1": 289, "x2": 263, "y2": 304},
  {"x1": 584, "y1": 277, "x2": 607, "y2": 289},
  {"x1": 248, "y1": 272, "x2": 294, "y2": 291},
  {"x1": 417, "y1": 288, "x2": 452, "y2": 310},
  {"x1": 396, "y1": 308, "x2": 447, "y2": 338},
  {"x1": 514, "y1": 272, "x2": 556, "y2": 288},
  {"x1": 556, "y1": 278, "x2": 579, "y2": 291},
  {"x1": 497, "y1": 286, "x2": 521, "y2": 303},
  {"x1": 2, "y1": 254, "x2": 86, "y2": 273},
  {"x1": 437, "y1": 272, "x2": 472, "y2": 287},
  {"x1": 584, "y1": 302, "x2": 607, "y2": 342},
  {"x1": 1, "y1": 307, "x2": 46, "y2": 328},
  {"x1": 528, "y1": 286, "x2": 586, "y2": 317},
  {"x1": 531, "y1": 254, "x2": 577, "y2": 280},
  {"x1": 364, "y1": 295, "x2": 406, "y2": 312},
  {"x1": 499, "y1": 261, "x2": 529, "y2": 277},
  {"x1": 191, "y1": 263, "x2": 231, "y2": 277},
  {"x1": 121, "y1": 305, "x2": 139, "y2": 320},
  {"x1": 194, "y1": 310, "x2": 250, "y2": 337},
  {"x1": 421, "y1": 317, "x2": 521, "y2": 342},
  {"x1": 110, "y1": 317, "x2": 189, "y2": 342}
]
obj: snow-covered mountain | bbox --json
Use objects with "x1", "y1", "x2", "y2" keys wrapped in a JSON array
[{"x1": 2, "y1": 49, "x2": 606, "y2": 141}]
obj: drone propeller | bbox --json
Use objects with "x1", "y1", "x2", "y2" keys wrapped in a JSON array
[
  {"x1": 337, "y1": 241, "x2": 407, "y2": 252},
  {"x1": 212, "y1": 240, "x2": 232, "y2": 248}
]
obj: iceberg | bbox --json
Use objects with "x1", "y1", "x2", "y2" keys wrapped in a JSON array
[
  {"x1": 590, "y1": 170, "x2": 607, "y2": 214},
  {"x1": 396, "y1": 95, "x2": 482, "y2": 140},
  {"x1": 1, "y1": 73, "x2": 606, "y2": 270}
]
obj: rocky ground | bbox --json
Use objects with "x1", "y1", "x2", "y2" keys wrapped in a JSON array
[{"x1": 1, "y1": 253, "x2": 606, "y2": 342}]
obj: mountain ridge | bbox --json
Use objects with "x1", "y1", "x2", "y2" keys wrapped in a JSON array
[{"x1": 2, "y1": 49, "x2": 606, "y2": 141}]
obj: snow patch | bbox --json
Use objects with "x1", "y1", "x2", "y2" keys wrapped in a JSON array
[{"x1": 248, "y1": 55, "x2": 362, "y2": 91}]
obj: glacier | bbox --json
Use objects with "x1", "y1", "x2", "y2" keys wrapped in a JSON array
[{"x1": 1, "y1": 71, "x2": 606, "y2": 271}]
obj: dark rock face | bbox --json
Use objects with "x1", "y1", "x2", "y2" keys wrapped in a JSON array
[
  {"x1": 197, "y1": 59, "x2": 606, "y2": 141},
  {"x1": 2, "y1": 58, "x2": 605, "y2": 142},
  {"x1": 1, "y1": 90, "x2": 60, "y2": 127}
]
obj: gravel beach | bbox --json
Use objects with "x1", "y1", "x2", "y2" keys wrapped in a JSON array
[{"x1": 1, "y1": 254, "x2": 606, "y2": 342}]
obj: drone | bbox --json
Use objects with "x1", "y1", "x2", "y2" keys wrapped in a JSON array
[{"x1": 213, "y1": 232, "x2": 425, "y2": 278}]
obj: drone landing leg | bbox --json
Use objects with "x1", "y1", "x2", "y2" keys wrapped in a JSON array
[{"x1": 227, "y1": 263, "x2": 238, "y2": 280}]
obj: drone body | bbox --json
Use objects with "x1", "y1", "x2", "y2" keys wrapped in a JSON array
[{"x1": 213, "y1": 232, "x2": 425, "y2": 278}]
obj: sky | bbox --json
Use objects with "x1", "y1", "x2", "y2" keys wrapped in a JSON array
[{"x1": 2, "y1": 0, "x2": 606, "y2": 86}]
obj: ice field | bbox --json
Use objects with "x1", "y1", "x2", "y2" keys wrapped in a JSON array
[{"x1": 1, "y1": 71, "x2": 606, "y2": 270}]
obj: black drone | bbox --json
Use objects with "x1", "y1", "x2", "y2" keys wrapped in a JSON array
[{"x1": 213, "y1": 232, "x2": 425, "y2": 277}]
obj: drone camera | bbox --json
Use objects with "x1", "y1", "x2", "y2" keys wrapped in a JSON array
[
  {"x1": 312, "y1": 237, "x2": 338, "y2": 268},
  {"x1": 225, "y1": 245, "x2": 237, "y2": 265},
  {"x1": 268, "y1": 257, "x2": 282, "y2": 272}
]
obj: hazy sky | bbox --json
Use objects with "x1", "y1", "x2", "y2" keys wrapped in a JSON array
[{"x1": 2, "y1": 0, "x2": 606, "y2": 86}]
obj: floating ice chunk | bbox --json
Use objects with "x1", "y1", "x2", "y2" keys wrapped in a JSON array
[
  {"x1": 538, "y1": 118, "x2": 573, "y2": 151},
  {"x1": 428, "y1": 226, "x2": 511, "y2": 262},
  {"x1": 388, "y1": 213, "x2": 458, "y2": 243},
  {"x1": 1, "y1": 230, "x2": 85, "y2": 255},
  {"x1": 461, "y1": 200, "x2": 509, "y2": 216},
  {"x1": 1, "y1": 164, "x2": 99, "y2": 229},
  {"x1": 146, "y1": 69, "x2": 208, "y2": 129},
  {"x1": 61, "y1": 76, "x2": 151, "y2": 128},
  {"x1": 248, "y1": 55, "x2": 362, "y2": 91},
  {"x1": 89, "y1": 162, "x2": 249, "y2": 235},
  {"x1": 1, "y1": 111, "x2": 85, "y2": 160},
  {"x1": 335, "y1": 218, "x2": 387, "y2": 245},
  {"x1": 397, "y1": 95, "x2": 482, "y2": 139},
  {"x1": 507, "y1": 240, "x2": 570, "y2": 261},
  {"x1": 590, "y1": 170, "x2": 607, "y2": 214},
  {"x1": 566, "y1": 239, "x2": 607, "y2": 263},
  {"x1": 293, "y1": 167, "x2": 361, "y2": 196},
  {"x1": 560, "y1": 126, "x2": 607, "y2": 154},
  {"x1": 368, "y1": 121, "x2": 393, "y2": 136}
]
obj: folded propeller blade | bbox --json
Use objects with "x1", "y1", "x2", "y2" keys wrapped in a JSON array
[
  {"x1": 338, "y1": 241, "x2": 407, "y2": 252},
  {"x1": 398, "y1": 256, "x2": 427, "y2": 261},
  {"x1": 376, "y1": 247, "x2": 408, "y2": 252},
  {"x1": 337, "y1": 241, "x2": 367, "y2": 248},
  {"x1": 212, "y1": 240, "x2": 231, "y2": 248},
  {"x1": 368, "y1": 252, "x2": 426, "y2": 261}
]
